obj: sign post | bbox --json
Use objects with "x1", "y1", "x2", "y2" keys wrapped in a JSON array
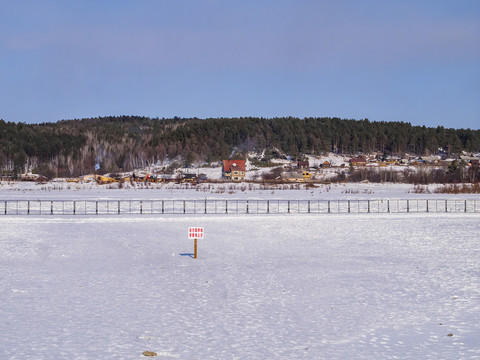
[{"x1": 188, "y1": 227, "x2": 204, "y2": 259}]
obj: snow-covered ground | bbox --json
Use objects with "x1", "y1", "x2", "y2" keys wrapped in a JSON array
[
  {"x1": 1, "y1": 181, "x2": 479, "y2": 201},
  {"x1": 1, "y1": 213, "x2": 479, "y2": 359}
]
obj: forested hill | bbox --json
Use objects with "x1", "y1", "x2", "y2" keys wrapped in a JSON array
[{"x1": 0, "y1": 116, "x2": 479, "y2": 177}]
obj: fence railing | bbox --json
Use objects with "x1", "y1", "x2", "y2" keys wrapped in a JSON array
[{"x1": 1, "y1": 199, "x2": 479, "y2": 215}]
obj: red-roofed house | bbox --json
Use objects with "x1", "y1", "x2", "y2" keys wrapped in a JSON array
[
  {"x1": 349, "y1": 157, "x2": 367, "y2": 166},
  {"x1": 222, "y1": 160, "x2": 246, "y2": 181}
]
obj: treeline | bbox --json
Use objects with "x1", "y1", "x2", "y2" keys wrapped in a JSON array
[{"x1": 0, "y1": 116, "x2": 479, "y2": 178}]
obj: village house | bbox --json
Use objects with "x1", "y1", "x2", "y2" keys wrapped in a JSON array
[
  {"x1": 460, "y1": 156, "x2": 479, "y2": 167},
  {"x1": 19, "y1": 173, "x2": 44, "y2": 181},
  {"x1": 281, "y1": 171, "x2": 312, "y2": 182},
  {"x1": 297, "y1": 161, "x2": 309, "y2": 170},
  {"x1": 182, "y1": 173, "x2": 198, "y2": 183},
  {"x1": 321, "y1": 161, "x2": 331, "y2": 168},
  {"x1": 420, "y1": 156, "x2": 441, "y2": 164},
  {"x1": 79, "y1": 174, "x2": 96, "y2": 182},
  {"x1": 349, "y1": 157, "x2": 367, "y2": 166},
  {"x1": 78, "y1": 174, "x2": 116, "y2": 183},
  {"x1": 222, "y1": 160, "x2": 246, "y2": 181}
]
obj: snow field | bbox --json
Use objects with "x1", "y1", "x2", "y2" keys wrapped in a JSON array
[
  {"x1": 2, "y1": 181, "x2": 480, "y2": 202},
  {"x1": 1, "y1": 213, "x2": 479, "y2": 359}
]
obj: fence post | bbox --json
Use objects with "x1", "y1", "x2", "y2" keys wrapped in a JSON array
[
  {"x1": 183, "y1": 200, "x2": 186, "y2": 214},
  {"x1": 247, "y1": 200, "x2": 249, "y2": 214},
  {"x1": 140, "y1": 200, "x2": 143, "y2": 214},
  {"x1": 288, "y1": 200, "x2": 290, "y2": 213},
  {"x1": 445, "y1": 200, "x2": 448, "y2": 213},
  {"x1": 4, "y1": 201, "x2": 6, "y2": 215},
  {"x1": 267, "y1": 200, "x2": 270, "y2": 214},
  {"x1": 407, "y1": 200, "x2": 409, "y2": 213},
  {"x1": 465, "y1": 200, "x2": 467, "y2": 213},
  {"x1": 118, "y1": 201, "x2": 120, "y2": 214},
  {"x1": 387, "y1": 200, "x2": 390, "y2": 213},
  {"x1": 28, "y1": 201, "x2": 30, "y2": 215},
  {"x1": 73, "y1": 201, "x2": 76, "y2": 215},
  {"x1": 308, "y1": 200, "x2": 310, "y2": 213},
  {"x1": 328, "y1": 200, "x2": 330, "y2": 213},
  {"x1": 367, "y1": 200, "x2": 370, "y2": 213},
  {"x1": 348, "y1": 200, "x2": 350, "y2": 213},
  {"x1": 226, "y1": 201, "x2": 228, "y2": 214},
  {"x1": 51, "y1": 201, "x2": 53, "y2": 215},
  {"x1": 204, "y1": 199, "x2": 207, "y2": 214}
]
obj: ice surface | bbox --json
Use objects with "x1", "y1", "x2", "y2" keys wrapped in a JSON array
[{"x1": 1, "y1": 212, "x2": 479, "y2": 359}]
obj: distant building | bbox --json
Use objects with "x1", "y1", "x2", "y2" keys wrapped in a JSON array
[
  {"x1": 460, "y1": 156, "x2": 479, "y2": 167},
  {"x1": 297, "y1": 161, "x2": 309, "y2": 170},
  {"x1": 420, "y1": 156, "x2": 441, "y2": 164},
  {"x1": 281, "y1": 172, "x2": 304, "y2": 182},
  {"x1": 79, "y1": 174, "x2": 96, "y2": 182},
  {"x1": 349, "y1": 157, "x2": 367, "y2": 166},
  {"x1": 182, "y1": 173, "x2": 197, "y2": 183},
  {"x1": 281, "y1": 171, "x2": 312, "y2": 182},
  {"x1": 222, "y1": 160, "x2": 246, "y2": 181}
]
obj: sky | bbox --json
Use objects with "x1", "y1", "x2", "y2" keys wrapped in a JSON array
[{"x1": 0, "y1": 1, "x2": 479, "y2": 129}]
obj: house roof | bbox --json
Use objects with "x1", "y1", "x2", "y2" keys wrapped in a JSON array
[
  {"x1": 420, "y1": 156, "x2": 440, "y2": 161},
  {"x1": 460, "y1": 156, "x2": 479, "y2": 161},
  {"x1": 350, "y1": 158, "x2": 367, "y2": 163},
  {"x1": 223, "y1": 160, "x2": 246, "y2": 172}
]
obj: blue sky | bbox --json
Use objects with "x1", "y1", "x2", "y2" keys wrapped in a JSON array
[{"x1": 1, "y1": 0, "x2": 479, "y2": 129}]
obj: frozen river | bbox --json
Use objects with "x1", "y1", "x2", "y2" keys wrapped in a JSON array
[{"x1": 1, "y1": 212, "x2": 479, "y2": 359}]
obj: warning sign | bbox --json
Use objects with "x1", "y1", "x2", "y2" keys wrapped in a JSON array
[{"x1": 188, "y1": 227, "x2": 204, "y2": 239}]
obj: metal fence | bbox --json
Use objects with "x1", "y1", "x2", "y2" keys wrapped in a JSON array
[{"x1": 1, "y1": 199, "x2": 479, "y2": 215}]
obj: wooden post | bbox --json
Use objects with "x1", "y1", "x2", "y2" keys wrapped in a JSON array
[{"x1": 194, "y1": 239, "x2": 197, "y2": 259}]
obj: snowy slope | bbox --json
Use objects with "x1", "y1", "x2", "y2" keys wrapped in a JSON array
[{"x1": 1, "y1": 213, "x2": 479, "y2": 359}]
